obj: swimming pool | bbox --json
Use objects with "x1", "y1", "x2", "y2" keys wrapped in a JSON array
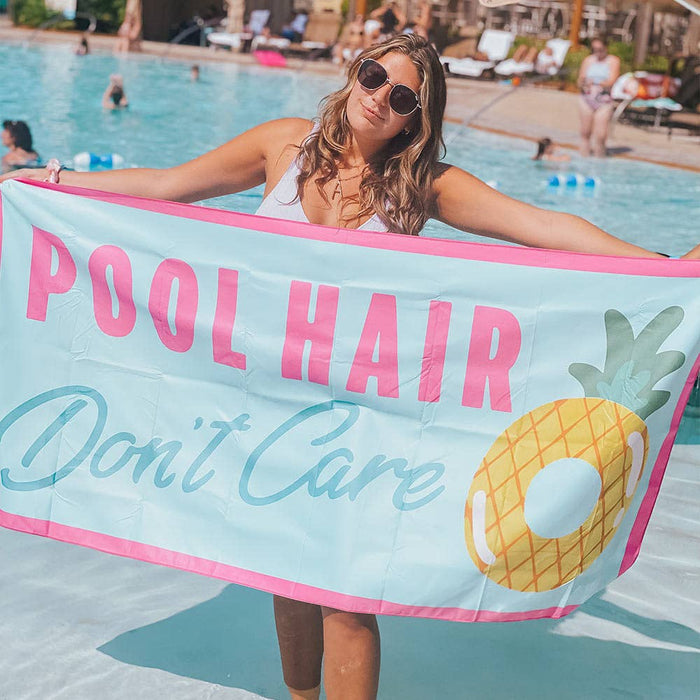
[
  {"x1": 1, "y1": 42, "x2": 698, "y2": 439},
  {"x1": 2, "y1": 44, "x2": 699, "y2": 247}
]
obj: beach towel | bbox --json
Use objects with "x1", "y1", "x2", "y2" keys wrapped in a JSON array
[{"x1": 0, "y1": 180, "x2": 698, "y2": 622}]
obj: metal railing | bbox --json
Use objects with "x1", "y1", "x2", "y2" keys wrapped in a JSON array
[{"x1": 161, "y1": 15, "x2": 225, "y2": 58}]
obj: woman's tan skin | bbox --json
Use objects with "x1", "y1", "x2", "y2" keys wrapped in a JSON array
[
  {"x1": 1, "y1": 44, "x2": 699, "y2": 700},
  {"x1": 4, "y1": 115, "x2": 697, "y2": 260}
]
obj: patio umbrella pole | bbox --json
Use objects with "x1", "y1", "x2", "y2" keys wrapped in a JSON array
[{"x1": 568, "y1": 0, "x2": 583, "y2": 47}]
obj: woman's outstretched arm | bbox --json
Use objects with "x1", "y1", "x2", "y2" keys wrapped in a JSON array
[
  {"x1": 0, "y1": 118, "x2": 311, "y2": 204},
  {"x1": 433, "y1": 165, "x2": 700, "y2": 260}
]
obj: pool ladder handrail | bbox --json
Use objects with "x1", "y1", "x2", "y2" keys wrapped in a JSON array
[{"x1": 162, "y1": 14, "x2": 226, "y2": 58}]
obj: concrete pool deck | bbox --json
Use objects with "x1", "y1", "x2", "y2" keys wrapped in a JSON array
[{"x1": 1, "y1": 19, "x2": 698, "y2": 172}]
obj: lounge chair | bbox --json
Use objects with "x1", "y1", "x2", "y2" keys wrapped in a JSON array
[
  {"x1": 494, "y1": 45, "x2": 538, "y2": 77},
  {"x1": 207, "y1": 9, "x2": 270, "y2": 52},
  {"x1": 438, "y1": 29, "x2": 478, "y2": 63},
  {"x1": 611, "y1": 72, "x2": 683, "y2": 131},
  {"x1": 251, "y1": 34, "x2": 291, "y2": 53},
  {"x1": 496, "y1": 38, "x2": 570, "y2": 79},
  {"x1": 284, "y1": 11, "x2": 342, "y2": 60},
  {"x1": 663, "y1": 110, "x2": 700, "y2": 139},
  {"x1": 441, "y1": 30, "x2": 515, "y2": 79}
]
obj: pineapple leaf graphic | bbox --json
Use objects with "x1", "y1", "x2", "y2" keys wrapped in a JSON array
[
  {"x1": 569, "y1": 307, "x2": 685, "y2": 421},
  {"x1": 595, "y1": 361, "x2": 650, "y2": 414}
]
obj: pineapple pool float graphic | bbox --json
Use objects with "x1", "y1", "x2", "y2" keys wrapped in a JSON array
[{"x1": 464, "y1": 307, "x2": 685, "y2": 592}]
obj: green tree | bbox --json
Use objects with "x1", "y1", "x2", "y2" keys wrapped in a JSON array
[
  {"x1": 77, "y1": 0, "x2": 125, "y2": 29},
  {"x1": 11, "y1": 0, "x2": 51, "y2": 25},
  {"x1": 12, "y1": 0, "x2": 125, "y2": 29}
]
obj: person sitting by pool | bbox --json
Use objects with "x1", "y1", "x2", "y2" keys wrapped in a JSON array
[
  {"x1": 102, "y1": 75, "x2": 129, "y2": 110},
  {"x1": 115, "y1": 7, "x2": 142, "y2": 53},
  {"x1": 535, "y1": 45, "x2": 558, "y2": 76},
  {"x1": 532, "y1": 137, "x2": 571, "y2": 162},
  {"x1": 410, "y1": 1, "x2": 433, "y2": 41},
  {"x1": 363, "y1": 18, "x2": 383, "y2": 47},
  {"x1": 1, "y1": 120, "x2": 39, "y2": 172},
  {"x1": 332, "y1": 13, "x2": 366, "y2": 66},
  {"x1": 510, "y1": 44, "x2": 539, "y2": 70},
  {"x1": 3, "y1": 34, "x2": 699, "y2": 700},
  {"x1": 370, "y1": 1, "x2": 406, "y2": 41}
]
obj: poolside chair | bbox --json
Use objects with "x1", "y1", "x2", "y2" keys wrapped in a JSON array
[
  {"x1": 250, "y1": 33, "x2": 291, "y2": 53},
  {"x1": 284, "y1": 11, "x2": 342, "y2": 60},
  {"x1": 495, "y1": 38, "x2": 570, "y2": 79},
  {"x1": 207, "y1": 9, "x2": 270, "y2": 52},
  {"x1": 439, "y1": 27, "x2": 479, "y2": 62},
  {"x1": 441, "y1": 30, "x2": 515, "y2": 79},
  {"x1": 611, "y1": 71, "x2": 684, "y2": 132},
  {"x1": 494, "y1": 45, "x2": 538, "y2": 77}
]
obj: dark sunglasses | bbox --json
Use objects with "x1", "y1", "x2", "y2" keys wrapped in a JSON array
[{"x1": 357, "y1": 59, "x2": 421, "y2": 117}]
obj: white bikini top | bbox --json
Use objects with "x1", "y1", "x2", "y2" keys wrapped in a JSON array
[{"x1": 255, "y1": 156, "x2": 388, "y2": 232}]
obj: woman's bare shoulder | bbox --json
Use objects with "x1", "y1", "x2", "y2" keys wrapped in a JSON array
[
  {"x1": 258, "y1": 118, "x2": 314, "y2": 148},
  {"x1": 256, "y1": 118, "x2": 314, "y2": 170},
  {"x1": 432, "y1": 162, "x2": 476, "y2": 186}
]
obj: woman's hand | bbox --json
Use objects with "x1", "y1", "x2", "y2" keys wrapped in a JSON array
[{"x1": 0, "y1": 166, "x2": 52, "y2": 185}]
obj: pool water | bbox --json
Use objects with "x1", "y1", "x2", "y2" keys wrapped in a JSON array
[
  {"x1": 3, "y1": 44, "x2": 700, "y2": 249},
  {"x1": 1, "y1": 43, "x2": 698, "y2": 439}
]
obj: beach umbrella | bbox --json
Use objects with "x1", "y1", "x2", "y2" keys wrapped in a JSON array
[
  {"x1": 611, "y1": 0, "x2": 700, "y2": 12},
  {"x1": 480, "y1": 0, "x2": 698, "y2": 52},
  {"x1": 674, "y1": 0, "x2": 700, "y2": 14}
]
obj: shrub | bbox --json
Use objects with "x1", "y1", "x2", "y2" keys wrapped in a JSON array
[
  {"x1": 77, "y1": 0, "x2": 124, "y2": 32},
  {"x1": 11, "y1": 0, "x2": 52, "y2": 26},
  {"x1": 559, "y1": 40, "x2": 669, "y2": 84},
  {"x1": 562, "y1": 44, "x2": 590, "y2": 83},
  {"x1": 12, "y1": 0, "x2": 125, "y2": 33}
]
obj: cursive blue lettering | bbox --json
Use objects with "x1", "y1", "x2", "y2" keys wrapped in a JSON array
[
  {"x1": 0, "y1": 386, "x2": 107, "y2": 491},
  {"x1": 392, "y1": 462, "x2": 445, "y2": 510},
  {"x1": 182, "y1": 415, "x2": 251, "y2": 493},
  {"x1": 239, "y1": 401, "x2": 444, "y2": 510},
  {"x1": 90, "y1": 432, "x2": 136, "y2": 478},
  {"x1": 0, "y1": 388, "x2": 444, "y2": 509},
  {"x1": 131, "y1": 438, "x2": 181, "y2": 488},
  {"x1": 239, "y1": 402, "x2": 359, "y2": 505}
]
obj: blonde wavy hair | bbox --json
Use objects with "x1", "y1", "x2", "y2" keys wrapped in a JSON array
[{"x1": 295, "y1": 34, "x2": 447, "y2": 236}]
